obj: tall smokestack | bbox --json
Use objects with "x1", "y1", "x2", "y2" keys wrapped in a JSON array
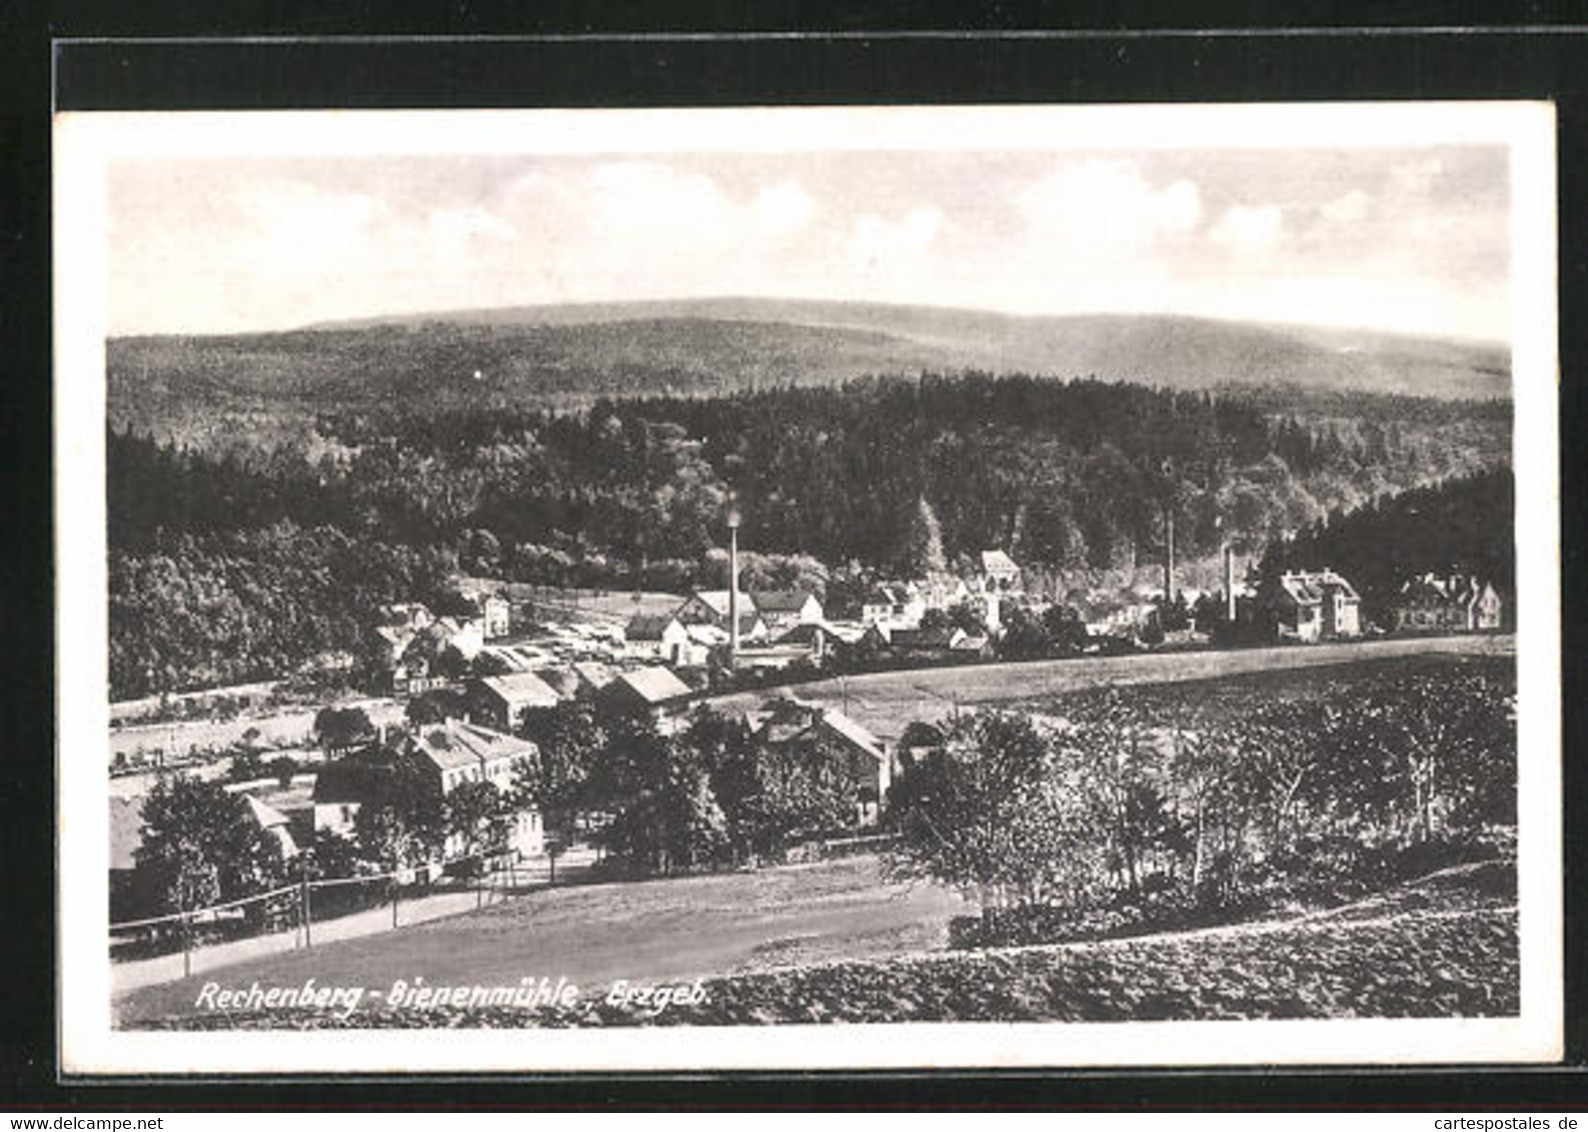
[
  {"x1": 1163, "y1": 510, "x2": 1175, "y2": 603},
  {"x1": 1224, "y1": 544, "x2": 1237, "y2": 623},
  {"x1": 727, "y1": 501, "x2": 742, "y2": 669}
]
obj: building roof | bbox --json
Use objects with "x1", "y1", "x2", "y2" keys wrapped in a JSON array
[
  {"x1": 610, "y1": 666, "x2": 692, "y2": 706},
  {"x1": 750, "y1": 589, "x2": 818, "y2": 614},
  {"x1": 1276, "y1": 569, "x2": 1360, "y2": 605},
  {"x1": 774, "y1": 622, "x2": 837, "y2": 646},
  {"x1": 476, "y1": 671, "x2": 561, "y2": 708},
  {"x1": 626, "y1": 613, "x2": 683, "y2": 641},
  {"x1": 571, "y1": 661, "x2": 616, "y2": 690},
  {"x1": 681, "y1": 590, "x2": 757, "y2": 618},
  {"x1": 815, "y1": 710, "x2": 887, "y2": 764},
  {"x1": 533, "y1": 667, "x2": 581, "y2": 699},
  {"x1": 416, "y1": 720, "x2": 536, "y2": 774},
  {"x1": 981, "y1": 550, "x2": 1020, "y2": 574},
  {"x1": 243, "y1": 794, "x2": 292, "y2": 829}
]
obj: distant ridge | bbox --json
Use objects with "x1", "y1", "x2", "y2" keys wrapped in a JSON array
[
  {"x1": 108, "y1": 298, "x2": 1511, "y2": 447},
  {"x1": 307, "y1": 296, "x2": 1512, "y2": 401}
]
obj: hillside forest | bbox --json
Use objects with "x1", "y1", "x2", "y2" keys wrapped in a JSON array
[{"x1": 107, "y1": 373, "x2": 1512, "y2": 699}]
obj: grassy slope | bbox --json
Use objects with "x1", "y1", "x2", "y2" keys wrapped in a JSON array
[{"x1": 133, "y1": 860, "x2": 1517, "y2": 1029}]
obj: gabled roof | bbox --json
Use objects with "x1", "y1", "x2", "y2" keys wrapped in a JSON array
[
  {"x1": 1275, "y1": 569, "x2": 1361, "y2": 606},
  {"x1": 476, "y1": 671, "x2": 561, "y2": 707},
  {"x1": 610, "y1": 666, "x2": 692, "y2": 706},
  {"x1": 416, "y1": 720, "x2": 536, "y2": 773},
  {"x1": 243, "y1": 794, "x2": 291, "y2": 829},
  {"x1": 750, "y1": 589, "x2": 818, "y2": 614},
  {"x1": 774, "y1": 622, "x2": 838, "y2": 646},
  {"x1": 626, "y1": 613, "x2": 684, "y2": 641},
  {"x1": 572, "y1": 661, "x2": 616, "y2": 690},
  {"x1": 815, "y1": 710, "x2": 887, "y2": 764},
  {"x1": 681, "y1": 590, "x2": 757, "y2": 618},
  {"x1": 981, "y1": 550, "x2": 1019, "y2": 574},
  {"x1": 533, "y1": 667, "x2": 581, "y2": 699}
]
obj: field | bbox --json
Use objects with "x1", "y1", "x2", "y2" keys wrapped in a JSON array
[
  {"x1": 711, "y1": 633, "x2": 1514, "y2": 745},
  {"x1": 114, "y1": 853, "x2": 974, "y2": 1027},
  {"x1": 132, "y1": 859, "x2": 1516, "y2": 1029}
]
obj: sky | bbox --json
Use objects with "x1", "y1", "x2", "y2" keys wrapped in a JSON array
[{"x1": 106, "y1": 144, "x2": 1511, "y2": 341}]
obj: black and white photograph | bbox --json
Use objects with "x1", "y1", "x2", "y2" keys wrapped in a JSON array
[{"x1": 53, "y1": 102, "x2": 1561, "y2": 1073}]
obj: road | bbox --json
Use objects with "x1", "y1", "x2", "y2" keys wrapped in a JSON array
[
  {"x1": 708, "y1": 633, "x2": 1514, "y2": 743},
  {"x1": 114, "y1": 854, "x2": 972, "y2": 1025}
]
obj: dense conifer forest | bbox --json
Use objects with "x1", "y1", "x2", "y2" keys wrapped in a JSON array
[{"x1": 107, "y1": 373, "x2": 1511, "y2": 698}]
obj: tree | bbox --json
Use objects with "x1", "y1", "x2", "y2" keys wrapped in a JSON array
[
  {"x1": 133, "y1": 774, "x2": 287, "y2": 917},
  {"x1": 900, "y1": 497, "x2": 947, "y2": 578},
  {"x1": 267, "y1": 755, "x2": 299, "y2": 788},
  {"x1": 446, "y1": 780, "x2": 513, "y2": 868},
  {"x1": 593, "y1": 715, "x2": 729, "y2": 874},
  {"x1": 887, "y1": 712, "x2": 1077, "y2": 917},
  {"x1": 350, "y1": 751, "x2": 447, "y2": 869},
  {"x1": 313, "y1": 706, "x2": 374, "y2": 756}
]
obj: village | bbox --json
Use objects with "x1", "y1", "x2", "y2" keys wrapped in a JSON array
[{"x1": 107, "y1": 502, "x2": 1507, "y2": 957}]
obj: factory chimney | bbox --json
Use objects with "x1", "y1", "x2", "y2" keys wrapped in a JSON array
[
  {"x1": 1163, "y1": 510, "x2": 1176, "y2": 604},
  {"x1": 727, "y1": 500, "x2": 742, "y2": 669},
  {"x1": 1223, "y1": 544, "x2": 1237, "y2": 623}
]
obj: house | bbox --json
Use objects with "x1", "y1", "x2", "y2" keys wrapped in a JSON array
[
  {"x1": 860, "y1": 582, "x2": 925, "y2": 630},
  {"x1": 414, "y1": 719, "x2": 533, "y2": 795},
  {"x1": 773, "y1": 621, "x2": 846, "y2": 665},
  {"x1": 598, "y1": 666, "x2": 693, "y2": 720},
  {"x1": 387, "y1": 616, "x2": 488, "y2": 694},
  {"x1": 243, "y1": 794, "x2": 300, "y2": 861},
  {"x1": 1262, "y1": 569, "x2": 1362, "y2": 643},
  {"x1": 1392, "y1": 573, "x2": 1503, "y2": 632},
  {"x1": 749, "y1": 699, "x2": 891, "y2": 826},
  {"x1": 570, "y1": 661, "x2": 617, "y2": 697},
  {"x1": 468, "y1": 671, "x2": 562, "y2": 732},
  {"x1": 477, "y1": 594, "x2": 511, "y2": 640},
  {"x1": 917, "y1": 573, "x2": 970, "y2": 612},
  {"x1": 674, "y1": 590, "x2": 758, "y2": 628},
  {"x1": 979, "y1": 550, "x2": 1022, "y2": 594},
  {"x1": 409, "y1": 720, "x2": 543, "y2": 859},
  {"x1": 749, "y1": 589, "x2": 824, "y2": 632},
  {"x1": 625, "y1": 613, "x2": 693, "y2": 665}
]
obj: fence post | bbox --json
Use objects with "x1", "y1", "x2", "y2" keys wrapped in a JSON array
[
  {"x1": 301, "y1": 874, "x2": 313, "y2": 948},
  {"x1": 181, "y1": 910, "x2": 192, "y2": 979},
  {"x1": 391, "y1": 872, "x2": 400, "y2": 929}
]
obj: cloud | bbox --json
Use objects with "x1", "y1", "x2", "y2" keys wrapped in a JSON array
[
  {"x1": 753, "y1": 181, "x2": 815, "y2": 233},
  {"x1": 1018, "y1": 160, "x2": 1201, "y2": 248},
  {"x1": 1210, "y1": 204, "x2": 1283, "y2": 255}
]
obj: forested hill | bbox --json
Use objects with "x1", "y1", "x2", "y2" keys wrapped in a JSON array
[
  {"x1": 107, "y1": 374, "x2": 1511, "y2": 697},
  {"x1": 1259, "y1": 468, "x2": 1516, "y2": 624},
  {"x1": 107, "y1": 303, "x2": 1509, "y2": 450}
]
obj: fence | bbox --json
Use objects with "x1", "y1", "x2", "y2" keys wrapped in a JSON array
[{"x1": 109, "y1": 851, "x2": 537, "y2": 978}]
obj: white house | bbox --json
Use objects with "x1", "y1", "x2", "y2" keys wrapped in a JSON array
[
  {"x1": 749, "y1": 589, "x2": 824, "y2": 633},
  {"x1": 624, "y1": 613, "x2": 693, "y2": 665}
]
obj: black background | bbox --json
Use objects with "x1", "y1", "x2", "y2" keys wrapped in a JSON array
[{"x1": 4, "y1": 0, "x2": 1585, "y2": 1111}]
